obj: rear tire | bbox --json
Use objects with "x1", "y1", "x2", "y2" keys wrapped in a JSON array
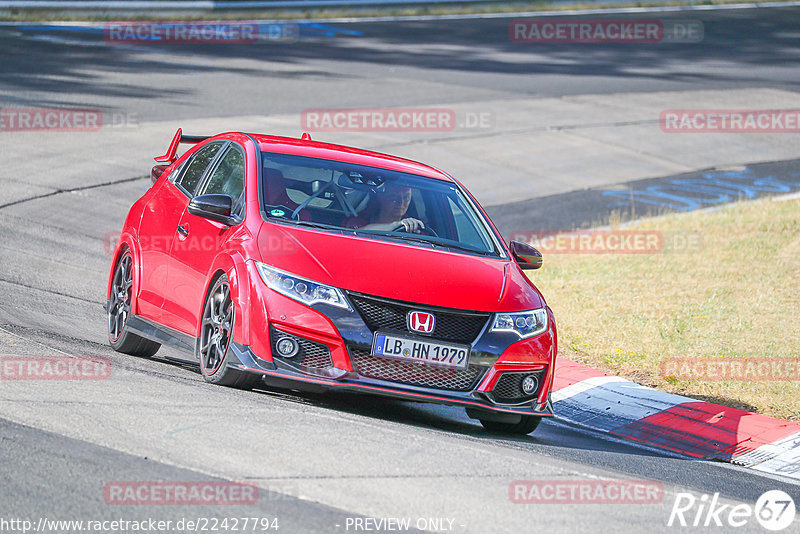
[
  {"x1": 480, "y1": 415, "x2": 541, "y2": 435},
  {"x1": 108, "y1": 250, "x2": 161, "y2": 357},
  {"x1": 197, "y1": 275, "x2": 259, "y2": 390}
]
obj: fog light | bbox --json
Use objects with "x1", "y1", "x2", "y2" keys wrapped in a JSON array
[
  {"x1": 521, "y1": 374, "x2": 539, "y2": 395},
  {"x1": 276, "y1": 336, "x2": 300, "y2": 358}
]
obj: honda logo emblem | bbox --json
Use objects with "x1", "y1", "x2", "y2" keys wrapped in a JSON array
[{"x1": 407, "y1": 311, "x2": 435, "y2": 334}]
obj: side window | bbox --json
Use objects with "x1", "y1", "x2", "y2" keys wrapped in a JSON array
[
  {"x1": 175, "y1": 142, "x2": 223, "y2": 196},
  {"x1": 408, "y1": 188, "x2": 426, "y2": 220},
  {"x1": 198, "y1": 145, "x2": 245, "y2": 201},
  {"x1": 448, "y1": 196, "x2": 483, "y2": 246}
]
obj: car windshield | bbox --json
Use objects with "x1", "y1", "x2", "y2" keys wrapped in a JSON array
[{"x1": 261, "y1": 152, "x2": 502, "y2": 257}]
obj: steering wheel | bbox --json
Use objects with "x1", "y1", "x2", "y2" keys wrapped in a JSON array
[{"x1": 392, "y1": 222, "x2": 438, "y2": 237}]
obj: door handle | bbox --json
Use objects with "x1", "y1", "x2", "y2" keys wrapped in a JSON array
[{"x1": 177, "y1": 225, "x2": 189, "y2": 236}]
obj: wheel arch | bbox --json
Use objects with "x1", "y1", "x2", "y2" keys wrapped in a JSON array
[
  {"x1": 106, "y1": 232, "x2": 143, "y2": 314},
  {"x1": 199, "y1": 252, "x2": 253, "y2": 345}
]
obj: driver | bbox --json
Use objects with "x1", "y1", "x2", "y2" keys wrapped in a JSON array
[{"x1": 344, "y1": 182, "x2": 425, "y2": 233}]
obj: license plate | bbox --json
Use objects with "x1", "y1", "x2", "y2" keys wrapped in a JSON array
[{"x1": 371, "y1": 333, "x2": 470, "y2": 369}]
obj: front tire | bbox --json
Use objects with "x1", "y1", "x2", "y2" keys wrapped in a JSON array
[
  {"x1": 108, "y1": 250, "x2": 161, "y2": 357},
  {"x1": 480, "y1": 416, "x2": 542, "y2": 435},
  {"x1": 197, "y1": 275, "x2": 259, "y2": 390}
]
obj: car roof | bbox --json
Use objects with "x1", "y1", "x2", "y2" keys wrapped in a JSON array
[{"x1": 249, "y1": 133, "x2": 453, "y2": 182}]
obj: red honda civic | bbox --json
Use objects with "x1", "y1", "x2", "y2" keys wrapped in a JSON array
[{"x1": 106, "y1": 129, "x2": 557, "y2": 434}]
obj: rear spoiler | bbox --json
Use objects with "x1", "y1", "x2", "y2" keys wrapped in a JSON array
[{"x1": 154, "y1": 128, "x2": 209, "y2": 163}]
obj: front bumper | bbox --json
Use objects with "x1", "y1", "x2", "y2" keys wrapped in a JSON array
[
  {"x1": 227, "y1": 341, "x2": 555, "y2": 418},
  {"x1": 236, "y1": 262, "x2": 557, "y2": 418}
]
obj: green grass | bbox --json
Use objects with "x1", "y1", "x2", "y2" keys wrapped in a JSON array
[{"x1": 528, "y1": 195, "x2": 800, "y2": 420}]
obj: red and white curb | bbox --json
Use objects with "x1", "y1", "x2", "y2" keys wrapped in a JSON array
[{"x1": 552, "y1": 359, "x2": 800, "y2": 480}]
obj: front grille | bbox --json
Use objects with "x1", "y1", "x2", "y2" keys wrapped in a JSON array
[
  {"x1": 492, "y1": 370, "x2": 545, "y2": 404},
  {"x1": 349, "y1": 347, "x2": 485, "y2": 391},
  {"x1": 270, "y1": 326, "x2": 332, "y2": 372},
  {"x1": 348, "y1": 293, "x2": 490, "y2": 344}
]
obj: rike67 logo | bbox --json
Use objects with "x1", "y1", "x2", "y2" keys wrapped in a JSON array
[{"x1": 668, "y1": 490, "x2": 796, "y2": 531}]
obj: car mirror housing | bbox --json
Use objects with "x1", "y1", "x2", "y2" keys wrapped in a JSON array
[
  {"x1": 510, "y1": 240, "x2": 543, "y2": 270},
  {"x1": 188, "y1": 194, "x2": 240, "y2": 226}
]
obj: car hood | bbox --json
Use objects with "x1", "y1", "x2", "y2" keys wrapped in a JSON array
[{"x1": 256, "y1": 223, "x2": 545, "y2": 312}]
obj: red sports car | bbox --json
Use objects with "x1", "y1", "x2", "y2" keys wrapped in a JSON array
[{"x1": 106, "y1": 129, "x2": 557, "y2": 434}]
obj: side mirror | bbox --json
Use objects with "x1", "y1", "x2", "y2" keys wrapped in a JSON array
[
  {"x1": 510, "y1": 241, "x2": 542, "y2": 270},
  {"x1": 188, "y1": 194, "x2": 240, "y2": 226}
]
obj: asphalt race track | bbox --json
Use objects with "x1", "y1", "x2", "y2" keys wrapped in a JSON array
[{"x1": 1, "y1": 5, "x2": 799, "y2": 533}]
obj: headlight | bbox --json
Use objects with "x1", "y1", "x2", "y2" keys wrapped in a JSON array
[
  {"x1": 491, "y1": 308, "x2": 548, "y2": 339},
  {"x1": 255, "y1": 262, "x2": 351, "y2": 311}
]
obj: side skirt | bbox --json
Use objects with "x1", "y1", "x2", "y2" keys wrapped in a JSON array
[{"x1": 125, "y1": 314, "x2": 196, "y2": 355}]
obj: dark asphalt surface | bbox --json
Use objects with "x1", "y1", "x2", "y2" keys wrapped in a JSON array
[
  {"x1": 1, "y1": 7, "x2": 799, "y2": 117},
  {"x1": 2, "y1": 324, "x2": 798, "y2": 533},
  {"x1": 1, "y1": 5, "x2": 799, "y2": 533},
  {"x1": 487, "y1": 158, "x2": 800, "y2": 235},
  {"x1": 0, "y1": 416, "x2": 371, "y2": 534}
]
